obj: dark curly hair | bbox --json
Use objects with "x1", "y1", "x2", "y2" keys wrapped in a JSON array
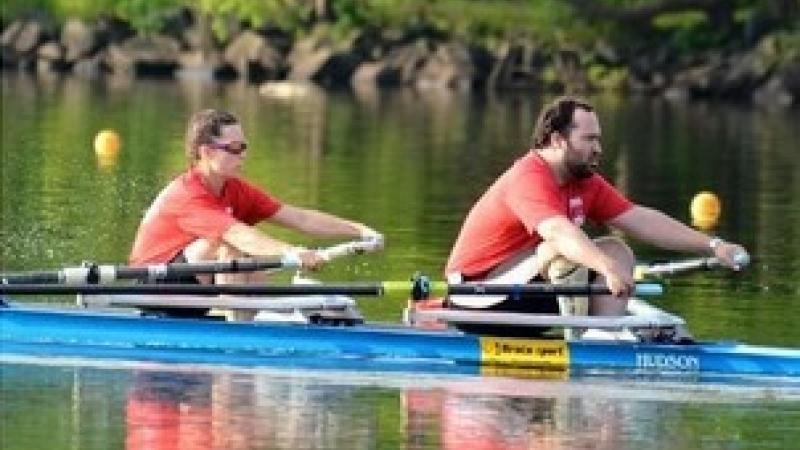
[
  {"x1": 185, "y1": 109, "x2": 239, "y2": 165},
  {"x1": 531, "y1": 97, "x2": 594, "y2": 149}
]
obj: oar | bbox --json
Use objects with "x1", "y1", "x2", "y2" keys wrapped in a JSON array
[
  {"x1": 442, "y1": 282, "x2": 662, "y2": 297},
  {"x1": 0, "y1": 239, "x2": 382, "y2": 285},
  {"x1": 0, "y1": 260, "x2": 289, "y2": 285},
  {"x1": 634, "y1": 252, "x2": 750, "y2": 280},
  {"x1": 0, "y1": 281, "x2": 663, "y2": 297}
]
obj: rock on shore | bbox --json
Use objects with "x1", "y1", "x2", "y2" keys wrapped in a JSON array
[{"x1": 1, "y1": 13, "x2": 797, "y2": 107}]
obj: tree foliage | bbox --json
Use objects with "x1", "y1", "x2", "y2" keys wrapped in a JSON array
[{"x1": 2, "y1": 0, "x2": 796, "y2": 52}]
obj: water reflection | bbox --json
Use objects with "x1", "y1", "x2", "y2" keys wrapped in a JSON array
[
  {"x1": 404, "y1": 389, "x2": 626, "y2": 450},
  {"x1": 4, "y1": 361, "x2": 800, "y2": 450},
  {"x1": 124, "y1": 370, "x2": 386, "y2": 449},
  {"x1": 127, "y1": 372, "x2": 214, "y2": 449},
  {"x1": 125, "y1": 370, "x2": 378, "y2": 450}
]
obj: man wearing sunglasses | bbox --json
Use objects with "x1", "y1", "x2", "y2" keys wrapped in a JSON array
[{"x1": 129, "y1": 109, "x2": 382, "y2": 315}]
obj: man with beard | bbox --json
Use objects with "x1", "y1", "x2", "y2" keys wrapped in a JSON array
[{"x1": 444, "y1": 97, "x2": 746, "y2": 331}]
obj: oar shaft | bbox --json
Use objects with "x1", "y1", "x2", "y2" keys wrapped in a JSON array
[
  {"x1": 0, "y1": 271, "x2": 63, "y2": 284},
  {"x1": 0, "y1": 283, "x2": 385, "y2": 296},
  {"x1": 635, "y1": 251, "x2": 750, "y2": 280},
  {"x1": 112, "y1": 259, "x2": 287, "y2": 281},
  {"x1": 0, "y1": 282, "x2": 663, "y2": 297},
  {"x1": 1, "y1": 239, "x2": 382, "y2": 285},
  {"x1": 0, "y1": 259, "x2": 288, "y2": 285},
  {"x1": 636, "y1": 258, "x2": 718, "y2": 279},
  {"x1": 447, "y1": 283, "x2": 662, "y2": 297},
  {"x1": 381, "y1": 282, "x2": 662, "y2": 297}
]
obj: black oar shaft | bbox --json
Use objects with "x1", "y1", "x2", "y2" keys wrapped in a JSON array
[
  {"x1": 0, "y1": 272, "x2": 63, "y2": 284},
  {"x1": 0, "y1": 283, "x2": 384, "y2": 296},
  {"x1": 446, "y1": 283, "x2": 662, "y2": 297},
  {"x1": 448, "y1": 283, "x2": 612, "y2": 296},
  {"x1": 0, "y1": 282, "x2": 662, "y2": 297},
  {"x1": 112, "y1": 260, "x2": 286, "y2": 280},
  {"x1": 1, "y1": 239, "x2": 381, "y2": 285},
  {"x1": 1, "y1": 258, "x2": 287, "y2": 285}
]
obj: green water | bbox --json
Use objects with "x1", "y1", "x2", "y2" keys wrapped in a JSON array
[
  {"x1": 2, "y1": 73, "x2": 800, "y2": 449},
  {"x1": 3, "y1": 74, "x2": 799, "y2": 343}
]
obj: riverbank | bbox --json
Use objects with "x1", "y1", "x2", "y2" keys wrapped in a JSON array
[{"x1": 2, "y1": 8, "x2": 798, "y2": 107}]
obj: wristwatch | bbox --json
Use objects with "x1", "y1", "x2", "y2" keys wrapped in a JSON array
[{"x1": 708, "y1": 237, "x2": 724, "y2": 253}]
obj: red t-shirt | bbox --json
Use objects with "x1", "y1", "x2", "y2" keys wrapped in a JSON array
[
  {"x1": 445, "y1": 152, "x2": 632, "y2": 277},
  {"x1": 129, "y1": 169, "x2": 282, "y2": 264}
]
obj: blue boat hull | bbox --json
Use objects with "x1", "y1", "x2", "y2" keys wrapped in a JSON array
[{"x1": 2, "y1": 304, "x2": 799, "y2": 378}]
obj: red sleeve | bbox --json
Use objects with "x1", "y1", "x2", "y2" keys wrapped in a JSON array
[
  {"x1": 585, "y1": 176, "x2": 633, "y2": 223},
  {"x1": 229, "y1": 179, "x2": 282, "y2": 225},
  {"x1": 504, "y1": 165, "x2": 565, "y2": 234}
]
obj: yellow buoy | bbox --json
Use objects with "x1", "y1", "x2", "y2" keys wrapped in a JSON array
[
  {"x1": 94, "y1": 130, "x2": 121, "y2": 156},
  {"x1": 690, "y1": 191, "x2": 721, "y2": 229}
]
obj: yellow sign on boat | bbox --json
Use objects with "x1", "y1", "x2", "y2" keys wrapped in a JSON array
[{"x1": 480, "y1": 337, "x2": 569, "y2": 367}]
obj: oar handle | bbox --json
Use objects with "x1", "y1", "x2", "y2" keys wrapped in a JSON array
[
  {"x1": 317, "y1": 237, "x2": 383, "y2": 261},
  {"x1": 635, "y1": 251, "x2": 751, "y2": 280},
  {"x1": 635, "y1": 283, "x2": 664, "y2": 296},
  {"x1": 733, "y1": 251, "x2": 750, "y2": 269}
]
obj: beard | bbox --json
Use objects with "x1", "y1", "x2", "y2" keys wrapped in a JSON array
[
  {"x1": 565, "y1": 144, "x2": 597, "y2": 180},
  {"x1": 567, "y1": 161, "x2": 594, "y2": 179}
]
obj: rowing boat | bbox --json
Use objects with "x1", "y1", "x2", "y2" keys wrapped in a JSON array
[
  {"x1": 2, "y1": 300, "x2": 798, "y2": 378},
  {"x1": 2, "y1": 242, "x2": 798, "y2": 379}
]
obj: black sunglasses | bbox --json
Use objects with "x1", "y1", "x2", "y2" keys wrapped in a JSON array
[{"x1": 209, "y1": 141, "x2": 248, "y2": 155}]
